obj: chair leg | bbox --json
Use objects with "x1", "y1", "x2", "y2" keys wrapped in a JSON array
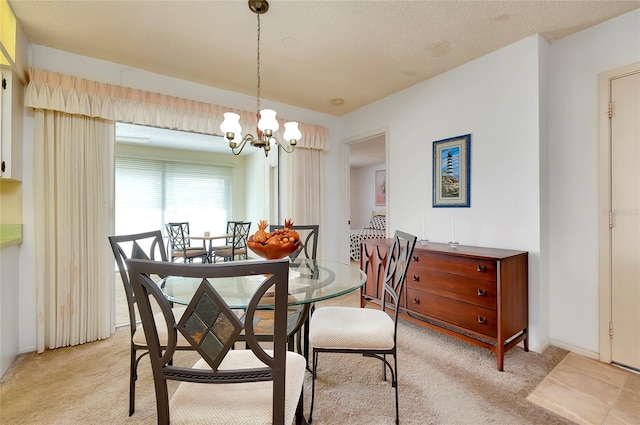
[
  {"x1": 382, "y1": 353, "x2": 387, "y2": 381},
  {"x1": 129, "y1": 346, "x2": 136, "y2": 416},
  {"x1": 393, "y1": 352, "x2": 399, "y2": 425},
  {"x1": 295, "y1": 390, "x2": 305, "y2": 425},
  {"x1": 309, "y1": 349, "x2": 319, "y2": 423}
]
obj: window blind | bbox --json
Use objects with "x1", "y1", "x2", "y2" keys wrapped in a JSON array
[{"x1": 115, "y1": 157, "x2": 233, "y2": 237}]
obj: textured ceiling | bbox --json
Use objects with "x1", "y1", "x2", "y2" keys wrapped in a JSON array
[{"x1": 9, "y1": 0, "x2": 640, "y2": 117}]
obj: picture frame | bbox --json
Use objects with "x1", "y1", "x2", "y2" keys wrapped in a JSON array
[
  {"x1": 432, "y1": 134, "x2": 471, "y2": 208},
  {"x1": 375, "y1": 170, "x2": 386, "y2": 206}
]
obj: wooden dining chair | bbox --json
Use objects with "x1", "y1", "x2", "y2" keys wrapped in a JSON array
[
  {"x1": 308, "y1": 230, "x2": 417, "y2": 425},
  {"x1": 108, "y1": 230, "x2": 193, "y2": 416},
  {"x1": 210, "y1": 221, "x2": 251, "y2": 262},
  {"x1": 126, "y1": 257, "x2": 306, "y2": 425},
  {"x1": 165, "y1": 222, "x2": 207, "y2": 263}
]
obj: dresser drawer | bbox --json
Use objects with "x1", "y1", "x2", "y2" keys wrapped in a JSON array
[
  {"x1": 411, "y1": 252, "x2": 496, "y2": 281},
  {"x1": 406, "y1": 289, "x2": 497, "y2": 337},
  {"x1": 407, "y1": 269, "x2": 497, "y2": 309}
]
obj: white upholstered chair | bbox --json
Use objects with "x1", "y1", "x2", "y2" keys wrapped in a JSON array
[
  {"x1": 308, "y1": 230, "x2": 417, "y2": 425},
  {"x1": 127, "y1": 257, "x2": 306, "y2": 425},
  {"x1": 108, "y1": 230, "x2": 192, "y2": 416}
]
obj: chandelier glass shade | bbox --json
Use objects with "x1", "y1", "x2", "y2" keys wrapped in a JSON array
[{"x1": 220, "y1": 0, "x2": 301, "y2": 157}]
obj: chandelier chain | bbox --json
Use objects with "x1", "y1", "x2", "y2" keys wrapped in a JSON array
[{"x1": 256, "y1": 13, "x2": 261, "y2": 114}]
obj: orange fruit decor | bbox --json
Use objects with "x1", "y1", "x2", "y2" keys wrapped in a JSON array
[{"x1": 248, "y1": 219, "x2": 301, "y2": 259}]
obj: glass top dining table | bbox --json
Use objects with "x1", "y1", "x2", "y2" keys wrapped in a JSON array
[{"x1": 161, "y1": 258, "x2": 366, "y2": 308}]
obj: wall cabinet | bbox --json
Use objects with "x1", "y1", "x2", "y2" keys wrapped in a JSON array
[
  {"x1": 361, "y1": 239, "x2": 528, "y2": 371},
  {"x1": 0, "y1": 68, "x2": 23, "y2": 181}
]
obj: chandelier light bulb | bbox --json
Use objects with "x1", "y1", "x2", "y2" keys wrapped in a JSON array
[
  {"x1": 283, "y1": 122, "x2": 301, "y2": 144},
  {"x1": 257, "y1": 109, "x2": 279, "y2": 133},
  {"x1": 220, "y1": 112, "x2": 242, "y2": 141}
]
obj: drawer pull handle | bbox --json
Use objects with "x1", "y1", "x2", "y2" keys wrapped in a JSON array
[
  {"x1": 412, "y1": 297, "x2": 420, "y2": 304},
  {"x1": 477, "y1": 316, "x2": 486, "y2": 324},
  {"x1": 412, "y1": 255, "x2": 419, "y2": 262},
  {"x1": 477, "y1": 288, "x2": 487, "y2": 297},
  {"x1": 477, "y1": 265, "x2": 486, "y2": 273},
  {"x1": 413, "y1": 275, "x2": 419, "y2": 282}
]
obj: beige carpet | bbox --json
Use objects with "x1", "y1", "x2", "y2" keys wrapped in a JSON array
[{"x1": 1, "y1": 294, "x2": 571, "y2": 424}]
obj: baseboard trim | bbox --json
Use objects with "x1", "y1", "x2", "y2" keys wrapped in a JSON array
[{"x1": 548, "y1": 339, "x2": 599, "y2": 360}]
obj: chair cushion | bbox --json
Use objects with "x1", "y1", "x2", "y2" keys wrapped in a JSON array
[
  {"x1": 214, "y1": 248, "x2": 246, "y2": 257},
  {"x1": 209, "y1": 244, "x2": 229, "y2": 251},
  {"x1": 169, "y1": 350, "x2": 306, "y2": 425},
  {"x1": 309, "y1": 306, "x2": 395, "y2": 350},
  {"x1": 173, "y1": 248, "x2": 207, "y2": 257},
  {"x1": 132, "y1": 307, "x2": 190, "y2": 347}
]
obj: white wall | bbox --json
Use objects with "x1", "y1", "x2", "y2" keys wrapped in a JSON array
[
  {"x1": 350, "y1": 163, "x2": 385, "y2": 229},
  {"x1": 0, "y1": 244, "x2": 20, "y2": 376},
  {"x1": 537, "y1": 35, "x2": 551, "y2": 354},
  {"x1": 547, "y1": 10, "x2": 640, "y2": 356},
  {"x1": 340, "y1": 35, "x2": 546, "y2": 350}
]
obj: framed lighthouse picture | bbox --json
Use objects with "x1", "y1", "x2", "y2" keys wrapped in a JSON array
[{"x1": 432, "y1": 134, "x2": 471, "y2": 208}]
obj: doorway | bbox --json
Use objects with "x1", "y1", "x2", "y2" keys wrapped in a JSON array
[
  {"x1": 598, "y1": 63, "x2": 640, "y2": 371},
  {"x1": 343, "y1": 130, "x2": 388, "y2": 263}
]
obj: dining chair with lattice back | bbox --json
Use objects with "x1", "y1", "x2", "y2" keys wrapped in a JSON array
[
  {"x1": 208, "y1": 220, "x2": 243, "y2": 258},
  {"x1": 165, "y1": 222, "x2": 207, "y2": 263},
  {"x1": 269, "y1": 224, "x2": 318, "y2": 261},
  {"x1": 210, "y1": 221, "x2": 251, "y2": 263},
  {"x1": 108, "y1": 230, "x2": 193, "y2": 416},
  {"x1": 126, "y1": 257, "x2": 307, "y2": 425},
  {"x1": 308, "y1": 229, "x2": 417, "y2": 425},
  {"x1": 265, "y1": 224, "x2": 319, "y2": 358}
]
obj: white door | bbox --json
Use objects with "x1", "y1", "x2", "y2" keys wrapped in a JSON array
[{"x1": 610, "y1": 70, "x2": 640, "y2": 370}]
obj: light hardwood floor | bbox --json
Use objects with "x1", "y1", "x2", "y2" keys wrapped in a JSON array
[{"x1": 528, "y1": 352, "x2": 639, "y2": 424}]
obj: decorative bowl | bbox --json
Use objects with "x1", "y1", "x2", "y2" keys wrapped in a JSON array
[{"x1": 248, "y1": 240, "x2": 301, "y2": 260}]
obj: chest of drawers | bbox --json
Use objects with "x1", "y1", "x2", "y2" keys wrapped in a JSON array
[{"x1": 360, "y1": 239, "x2": 528, "y2": 371}]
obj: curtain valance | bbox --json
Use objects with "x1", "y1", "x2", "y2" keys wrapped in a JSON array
[{"x1": 25, "y1": 68, "x2": 329, "y2": 151}]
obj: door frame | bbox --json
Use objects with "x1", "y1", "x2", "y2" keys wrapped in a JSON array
[
  {"x1": 341, "y1": 127, "x2": 389, "y2": 263},
  {"x1": 597, "y1": 62, "x2": 640, "y2": 364}
]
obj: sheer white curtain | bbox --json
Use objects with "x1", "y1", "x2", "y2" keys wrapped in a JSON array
[
  {"x1": 281, "y1": 147, "x2": 324, "y2": 251},
  {"x1": 33, "y1": 110, "x2": 114, "y2": 352},
  {"x1": 25, "y1": 68, "x2": 329, "y2": 350}
]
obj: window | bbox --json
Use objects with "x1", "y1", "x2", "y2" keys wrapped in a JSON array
[{"x1": 115, "y1": 157, "x2": 233, "y2": 236}]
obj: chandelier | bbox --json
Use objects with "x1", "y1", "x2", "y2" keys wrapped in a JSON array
[{"x1": 220, "y1": 0, "x2": 301, "y2": 157}]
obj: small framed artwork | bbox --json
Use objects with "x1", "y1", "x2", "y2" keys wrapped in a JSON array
[
  {"x1": 375, "y1": 170, "x2": 386, "y2": 206},
  {"x1": 432, "y1": 134, "x2": 471, "y2": 208}
]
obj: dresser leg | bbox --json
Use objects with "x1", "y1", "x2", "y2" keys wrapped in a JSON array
[
  {"x1": 497, "y1": 354, "x2": 504, "y2": 372},
  {"x1": 495, "y1": 343, "x2": 505, "y2": 371}
]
